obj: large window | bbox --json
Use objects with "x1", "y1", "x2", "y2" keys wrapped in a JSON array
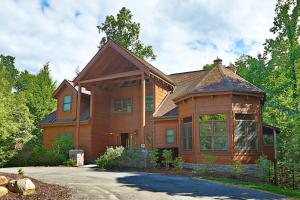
[
  {"x1": 165, "y1": 129, "x2": 175, "y2": 144},
  {"x1": 113, "y1": 98, "x2": 132, "y2": 113},
  {"x1": 199, "y1": 113, "x2": 227, "y2": 151},
  {"x1": 145, "y1": 96, "x2": 154, "y2": 112},
  {"x1": 235, "y1": 114, "x2": 258, "y2": 152},
  {"x1": 63, "y1": 96, "x2": 71, "y2": 112},
  {"x1": 180, "y1": 117, "x2": 193, "y2": 151}
]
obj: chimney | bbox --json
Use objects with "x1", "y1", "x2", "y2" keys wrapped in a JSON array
[
  {"x1": 227, "y1": 63, "x2": 237, "y2": 74},
  {"x1": 213, "y1": 57, "x2": 222, "y2": 67}
]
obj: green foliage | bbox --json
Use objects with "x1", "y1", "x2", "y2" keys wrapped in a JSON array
[
  {"x1": 162, "y1": 149, "x2": 173, "y2": 169},
  {"x1": 235, "y1": 0, "x2": 300, "y2": 189},
  {"x1": 117, "y1": 146, "x2": 144, "y2": 168},
  {"x1": 18, "y1": 168, "x2": 24, "y2": 178},
  {"x1": 173, "y1": 157, "x2": 184, "y2": 172},
  {"x1": 64, "y1": 158, "x2": 77, "y2": 167},
  {"x1": 202, "y1": 155, "x2": 218, "y2": 174},
  {"x1": 96, "y1": 146, "x2": 145, "y2": 169},
  {"x1": 203, "y1": 63, "x2": 214, "y2": 70},
  {"x1": 31, "y1": 135, "x2": 73, "y2": 166},
  {"x1": 0, "y1": 92, "x2": 34, "y2": 167},
  {"x1": 96, "y1": 146, "x2": 125, "y2": 169},
  {"x1": 256, "y1": 155, "x2": 273, "y2": 182},
  {"x1": 231, "y1": 160, "x2": 245, "y2": 177},
  {"x1": 149, "y1": 149, "x2": 159, "y2": 168},
  {"x1": 97, "y1": 7, "x2": 156, "y2": 61}
]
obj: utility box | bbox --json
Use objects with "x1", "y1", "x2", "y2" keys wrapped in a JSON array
[{"x1": 69, "y1": 149, "x2": 84, "y2": 166}]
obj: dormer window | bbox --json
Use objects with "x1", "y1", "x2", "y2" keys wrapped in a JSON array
[{"x1": 63, "y1": 96, "x2": 71, "y2": 112}]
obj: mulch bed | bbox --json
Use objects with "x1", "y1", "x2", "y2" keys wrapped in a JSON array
[{"x1": 0, "y1": 173, "x2": 72, "y2": 200}]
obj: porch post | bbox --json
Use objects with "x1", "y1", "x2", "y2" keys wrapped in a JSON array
[
  {"x1": 75, "y1": 85, "x2": 82, "y2": 149},
  {"x1": 140, "y1": 73, "x2": 145, "y2": 147}
]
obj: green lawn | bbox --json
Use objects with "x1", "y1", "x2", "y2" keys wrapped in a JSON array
[{"x1": 203, "y1": 177, "x2": 300, "y2": 198}]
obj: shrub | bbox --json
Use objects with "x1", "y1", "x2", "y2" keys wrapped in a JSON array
[
  {"x1": 256, "y1": 155, "x2": 273, "y2": 182},
  {"x1": 96, "y1": 146, "x2": 124, "y2": 169},
  {"x1": 231, "y1": 160, "x2": 245, "y2": 177},
  {"x1": 117, "y1": 146, "x2": 144, "y2": 168},
  {"x1": 202, "y1": 155, "x2": 218, "y2": 174},
  {"x1": 173, "y1": 157, "x2": 184, "y2": 172},
  {"x1": 162, "y1": 149, "x2": 173, "y2": 169},
  {"x1": 64, "y1": 158, "x2": 77, "y2": 167},
  {"x1": 31, "y1": 135, "x2": 73, "y2": 166},
  {"x1": 18, "y1": 168, "x2": 24, "y2": 178},
  {"x1": 149, "y1": 149, "x2": 159, "y2": 168}
]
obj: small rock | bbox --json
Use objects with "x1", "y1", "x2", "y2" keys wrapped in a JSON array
[
  {"x1": 0, "y1": 186, "x2": 8, "y2": 197},
  {"x1": 7, "y1": 178, "x2": 36, "y2": 195},
  {"x1": 0, "y1": 176, "x2": 8, "y2": 186}
]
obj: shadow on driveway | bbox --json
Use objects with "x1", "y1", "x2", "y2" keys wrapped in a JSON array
[{"x1": 116, "y1": 172, "x2": 285, "y2": 200}]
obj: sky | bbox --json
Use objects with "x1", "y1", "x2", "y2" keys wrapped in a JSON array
[{"x1": 0, "y1": 0, "x2": 276, "y2": 84}]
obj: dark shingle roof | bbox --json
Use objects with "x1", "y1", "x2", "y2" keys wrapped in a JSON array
[
  {"x1": 154, "y1": 66, "x2": 265, "y2": 118},
  {"x1": 154, "y1": 70, "x2": 209, "y2": 118},
  {"x1": 40, "y1": 109, "x2": 90, "y2": 125}
]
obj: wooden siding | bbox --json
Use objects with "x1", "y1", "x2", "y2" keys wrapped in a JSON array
[
  {"x1": 42, "y1": 123, "x2": 92, "y2": 159},
  {"x1": 153, "y1": 119, "x2": 178, "y2": 148},
  {"x1": 154, "y1": 84, "x2": 168, "y2": 109},
  {"x1": 171, "y1": 94, "x2": 264, "y2": 164},
  {"x1": 90, "y1": 87, "x2": 111, "y2": 158},
  {"x1": 56, "y1": 85, "x2": 77, "y2": 120},
  {"x1": 232, "y1": 94, "x2": 263, "y2": 163}
]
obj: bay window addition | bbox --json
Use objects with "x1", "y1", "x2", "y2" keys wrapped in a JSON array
[
  {"x1": 145, "y1": 96, "x2": 154, "y2": 112},
  {"x1": 165, "y1": 129, "x2": 175, "y2": 144},
  {"x1": 199, "y1": 113, "x2": 228, "y2": 151},
  {"x1": 113, "y1": 97, "x2": 132, "y2": 113},
  {"x1": 235, "y1": 114, "x2": 258, "y2": 152},
  {"x1": 63, "y1": 96, "x2": 71, "y2": 112},
  {"x1": 180, "y1": 116, "x2": 193, "y2": 151}
]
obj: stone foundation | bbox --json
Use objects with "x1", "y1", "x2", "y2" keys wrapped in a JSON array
[
  {"x1": 69, "y1": 149, "x2": 84, "y2": 166},
  {"x1": 183, "y1": 163, "x2": 258, "y2": 175}
]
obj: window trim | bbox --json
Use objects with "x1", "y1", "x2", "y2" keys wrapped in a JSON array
[
  {"x1": 199, "y1": 113, "x2": 228, "y2": 152},
  {"x1": 180, "y1": 117, "x2": 193, "y2": 151},
  {"x1": 165, "y1": 128, "x2": 175, "y2": 144},
  {"x1": 145, "y1": 95, "x2": 154, "y2": 112},
  {"x1": 62, "y1": 95, "x2": 72, "y2": 112},
  {"x1": 234, "y1": 113, "x2": 259, "y2": 153},
  {"x1": 112, "y1": 97, "x2": 132, "y2": 114}
]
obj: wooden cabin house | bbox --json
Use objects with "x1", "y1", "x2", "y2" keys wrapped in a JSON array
[{"x1": 40, "y1": 41, "x2": 278, "y2": 164}]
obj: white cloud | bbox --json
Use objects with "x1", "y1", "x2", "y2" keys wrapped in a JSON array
[{"x1": 0, "y1": 0, "x2": 276, "y2": 83}]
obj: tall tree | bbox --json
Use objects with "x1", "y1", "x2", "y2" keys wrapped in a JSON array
[
  {"x1": 17, "y1": 62, "x2": 56, "y2": 126},
  {"x1": 0, "y1": 55, "x2": 19, "y2": 90},
  {"x1": 0, "y1": 69, "x2": 34, "y2": 167},
  {"x1": 97, "y1": 7, "x2": 156, "y2": 61}
]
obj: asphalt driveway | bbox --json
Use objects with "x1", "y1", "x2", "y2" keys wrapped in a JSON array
[{"x1": 0, "y1": 166, "x2": 286, "y2": 200}]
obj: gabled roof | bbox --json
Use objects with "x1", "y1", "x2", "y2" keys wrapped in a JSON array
[
  {"x1": 73, "y1": 40, "x2": 175, "y2": 87},
  {"x1": 52, "y1": 79, "x2": 90, "y2": 98}
]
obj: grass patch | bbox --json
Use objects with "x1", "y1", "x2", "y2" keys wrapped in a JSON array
[{"x1": 203, "y1": 177, "x2": 300, "y2": 198}]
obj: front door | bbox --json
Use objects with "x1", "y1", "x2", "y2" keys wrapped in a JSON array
[{"x1": 121, "y1": 133, "x2": 129, "y2": 148}]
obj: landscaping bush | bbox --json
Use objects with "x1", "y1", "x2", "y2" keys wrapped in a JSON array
[
  {"x1": 31, "y1": 135, "x2": 73, "y2": 166},
  {"x1": 149, "y1": 149, "x2": 159, "y2": 168},
  {"x1": 96, "y1": 146, "x2": 124, "y2": 169},
  {"x1": 116, "y1": 146, "x2": 144, "y2": 168},
  {"x1": 173, "y1": 157, "x2": 184, "y2": 172},
  {"x1": 256, "y1": 155, "x2": 273, "y2": 182},
  {"x1": 202, "y1": 155, "x2": 218, "y2": 173},
  {"x1": 231, "y1": 160, "x2": 245, "y2": 177},
  {"x1": 162, "y1": 149, "x2": 173, "y2": 169},
  {"x1": 64, "y1": 158, "x2": 77, "y2": 167}
]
